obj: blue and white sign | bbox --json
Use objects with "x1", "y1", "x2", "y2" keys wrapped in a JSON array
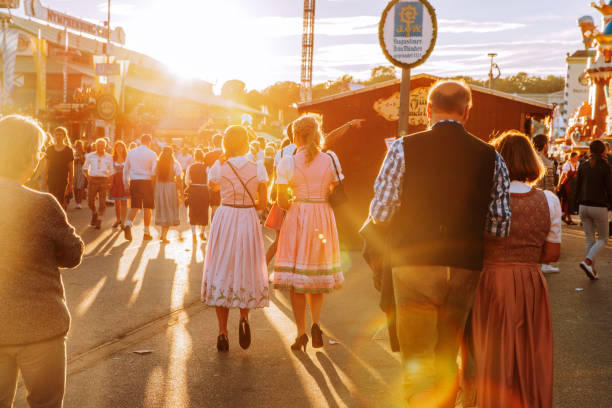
[{"x1": 380, "y1": 0, "x2": 437, "y2": 69}]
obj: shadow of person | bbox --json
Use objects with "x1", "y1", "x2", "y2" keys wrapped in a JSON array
[
  {"x1": 315, "y1": 351, "x2": 358, "y2": 407},
  {"x1": 292, "y1": 351, "x2": 340, "y2": 408}
]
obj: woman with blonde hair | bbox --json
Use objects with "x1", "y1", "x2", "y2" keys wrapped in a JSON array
[
  {"x1": 472, "y1": 131, "x2": 561, "y2": 408},
  {"x1": 273, "y1": 114, "x2": 344, "y2": 351},
  {"x1": 202, "y1": 125, "x2": 269, "y2": 352}
]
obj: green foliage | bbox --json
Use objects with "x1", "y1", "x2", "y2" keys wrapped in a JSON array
[{"x1": 455, "y1": 73, "x2": 565, "y2": 94}]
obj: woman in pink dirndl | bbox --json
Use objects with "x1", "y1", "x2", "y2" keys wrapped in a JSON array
[
  {"x1": 202, "y1": 126, "x2": 269, "y2": 352},
  {"x1": 273, "y1": 114, "x2": 344, "y2": 351}
]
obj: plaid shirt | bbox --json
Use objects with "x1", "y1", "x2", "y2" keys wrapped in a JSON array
[{"x1": 369, "y1": 136, "x2": 511, "y2": 237}]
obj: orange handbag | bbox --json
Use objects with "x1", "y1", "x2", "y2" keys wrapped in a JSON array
[{"x1": 264, "y1": 203, "x2": 286, "y2": 231}]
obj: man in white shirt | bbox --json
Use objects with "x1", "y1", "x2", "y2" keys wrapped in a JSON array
[
  {"x1": 83, "y1": 138, "x2": 114, "y2": 229},
  {"x1": 122, "y1": 134, "x2": 158, "y2": 241},
  {"x1": 176, "y1": 147, "x2": 193, "y2": 175}
]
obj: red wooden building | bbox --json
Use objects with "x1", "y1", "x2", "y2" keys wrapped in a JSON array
[{"x1": 298, "y1": 74, "x2": 553, "y2": 247}]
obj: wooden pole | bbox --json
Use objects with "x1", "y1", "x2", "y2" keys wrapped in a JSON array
[{"x1": 397, "y1": 68, "x2": 411, "y2": 138}]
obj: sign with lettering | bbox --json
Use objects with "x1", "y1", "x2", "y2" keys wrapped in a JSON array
[
  {"x1": 24, "y1": 0, "x2": 125, "y2": 44},
  {"x1": 96, "y1": 94, "x2": 118, "y2": 121},
  {"x1": 95, "y1": 63, "x2": 121, "y2": 76},
  {"x1": 373, "y1": 87, "x2": 430, "y2": 125},
  {"x1": 0, "y1": 0, "x2": 20, "y2": 9},
  {"x1": 379, "y1": 0, "x2": 437, "y2": 69}
]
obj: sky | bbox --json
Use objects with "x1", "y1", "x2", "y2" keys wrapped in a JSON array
[{"x1": 16, "y1": 0, "x2": 600, "y2": 91}]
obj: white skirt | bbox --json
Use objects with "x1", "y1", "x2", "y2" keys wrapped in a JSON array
[{"x1": 201, "y1": 206, "x2": 269, "y2": 309}]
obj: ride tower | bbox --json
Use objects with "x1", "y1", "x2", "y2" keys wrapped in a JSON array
[{"x1": 300, "y1": 0, "x2": 315, "y2": 102}]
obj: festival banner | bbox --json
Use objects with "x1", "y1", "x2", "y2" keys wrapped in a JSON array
[
  {"x1": 31, "y1": 36, "x2": 47, "y2": 111},
  {"x1": 0, "y1": 27, "x2": 19, "y2": 101}
]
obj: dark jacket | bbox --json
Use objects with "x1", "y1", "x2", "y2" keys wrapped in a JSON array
[
  {"x1": 575, "y1": 159, "x2": 612, "y2": 208},
  {"x1": 0, "y1": 179, "x2": 84, "y2": 346},
  {"x1": 392, "y1": 122, "x2": 496, "y2": 271}
]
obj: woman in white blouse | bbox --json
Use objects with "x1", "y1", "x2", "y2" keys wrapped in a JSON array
[{"x1": 201, "y1": 126, "x2": 269, "y2": 352}]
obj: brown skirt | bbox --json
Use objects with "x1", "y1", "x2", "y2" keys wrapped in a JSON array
[{"x1": 472, "y1": 262, "x2": 553, "y2": 408}]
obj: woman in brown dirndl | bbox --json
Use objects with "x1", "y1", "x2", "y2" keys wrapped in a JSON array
[{"x1": 472, "y1": 131, "x2": 561, "y2": 408}]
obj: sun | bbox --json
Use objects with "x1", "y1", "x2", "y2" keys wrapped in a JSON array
[{"x1": 124, "y1": 0, "x2": 273, "y2": 89}]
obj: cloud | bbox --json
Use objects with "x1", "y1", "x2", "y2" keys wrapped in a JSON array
[
  {"x1": 254, "y1": 16, "x2": 526, "y2": 37},
  {"x1": 438, "y1": 19, "x2": 526, "y2": 33}
]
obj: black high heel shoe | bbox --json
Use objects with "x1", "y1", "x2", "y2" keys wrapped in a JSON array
[
  {"x1": 291, "y1": 334, "x2": 309, "y2": 352},
  {"x1": 217, "y1": 334, "x2": 229, "y2": 352},
  {"x1": 239, "y1": 318, "x2": 251, "y2": 350},
  {"x1": 311, "y1": 323, "x2": 323, "y2": 348}
]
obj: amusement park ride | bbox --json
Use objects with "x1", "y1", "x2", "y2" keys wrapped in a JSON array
[{"x1": 568, "y1": 0, "x2": 612, "y2": 142}]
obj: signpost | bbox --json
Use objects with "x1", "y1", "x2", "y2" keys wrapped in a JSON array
[{"x1": 379, "y1": 0, "x2": 437, "y2": 138}]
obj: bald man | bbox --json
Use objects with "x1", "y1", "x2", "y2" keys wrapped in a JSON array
[{"x1": 368, "y1": 80, "x2": 511, "y2": 407}]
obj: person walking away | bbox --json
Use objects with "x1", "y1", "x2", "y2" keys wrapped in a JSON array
[
  {"x1": 266, "y1": 125, "x2": 297, "y2": 265},
  {"x1": 204, "y1": 133, "x2": 224, "y2": 220},
  {"x1": 202, "y1": 125, "x2": 269, "y2": 352},
  {"x1": 533, "y1": 133, "x2": 560, "y2": 274},
  {"x1": 176, "y1": 147, "x2": 194, "y2": 178},
  {"x1": 273, "y1": 114, "x2": 345, "y2": 351},
  {"x1": 185, "y1": 149, "x2": 209, "y2": 242},
  {"x1": 82, "y1": 138, "x2": 113, "y2": 229},
  {"x1": 123, "y1": 134, "x2": 158, "y2": 241},
  {"x1": 557, "y1": 152, "x2": 579, "y2": 225},
  {"x1": 110, "y1": 141, "x2": 130, "y2": 228},
  {"x1": 0, "y1": 115, "x2": 84, "y2": 408},
  {"x1": 368, "y1": 80, "x2": 511, "y2": 407},
  {"x1": 575, "y1": 140, "x2": 612, "y2": 280},
  {"x1": 472, "y1": 131, "x2": 560, "y2": 408},
  {"x1": 73, "y1": 140, "x2": 87, "y2": 209},
  {"x1": 45, "y1": 127, "x2": 74, "y2": 209},
  {"x1": 154, "y1": 147, "x2": 182, "y2": 243}
]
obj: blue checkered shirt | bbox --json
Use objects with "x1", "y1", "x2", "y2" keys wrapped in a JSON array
[{"x1": 369, "y1": 137, "x2": 511, "y2": 237}]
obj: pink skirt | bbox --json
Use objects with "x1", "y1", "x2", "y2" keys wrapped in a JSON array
[
  {"x1": 272, "y1": 202, "x2": 343, "y2": 293},
  {"x1": 472, "y1": 262, "x2": 553, "y2": 408},
  {"x1": 201, "y1": 206, "x2": 269, "y2": 309}
]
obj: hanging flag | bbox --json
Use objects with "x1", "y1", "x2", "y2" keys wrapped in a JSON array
[
  {"x1": 31, "y1": 35, "x2": 47, "y2": 111},
  {"x1": 0, "y1": 27, "x2": 19, "y2": 101}
]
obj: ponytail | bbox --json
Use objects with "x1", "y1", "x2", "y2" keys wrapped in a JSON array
[{"x1": 293, "y1": 114, "x2": 323, "y2": 165}]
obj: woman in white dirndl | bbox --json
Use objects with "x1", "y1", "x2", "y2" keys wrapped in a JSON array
[{"x1": 202, "y1": 125, "x2": 269, "y2": 352}]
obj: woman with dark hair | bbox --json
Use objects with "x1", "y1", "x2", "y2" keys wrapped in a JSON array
[
  {"x1": 273, "y1": 114, "x2": 344, "y2": 351},
  {"x1": 154, "y1": 146, "x2": 182, "y2": 243},
  {"x1": 110, "y1": 141, "x2": 130, "y2": 228},
  {"x1": 185, "y1": 148, "x2": 209, "y2": 242},
  {"x1": 0, "y1": 115, "x2": 83, "y2": 408},
  {"x1": 472, "y1": 131, "x2": 560, "y2": 408},
  {"x1": 202, "y1": 125, "x2": 269, "y2": 352},
  {"x1": 556, "y1": 152, "x2": 579, "y2": 224},
  {"x1": 45, "y1": 127, "x2": 74, "y2": 209},
  {"x1": 575, "y1": 139, "x2": 612, "y2": 280},
  {"x1": 73, "y1": 140, "x2": 87, "y2": 209}
]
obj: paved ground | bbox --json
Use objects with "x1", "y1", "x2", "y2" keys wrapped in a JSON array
[{"x1": 11, "y1": 207, "x2": 612, "y2": 407}]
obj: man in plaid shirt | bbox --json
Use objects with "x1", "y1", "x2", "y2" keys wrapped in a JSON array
[{"x1": 368, "y1": 80, "x2": 511, "y2": 407}]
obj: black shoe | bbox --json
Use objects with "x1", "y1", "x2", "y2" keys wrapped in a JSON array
[
  {"x1": 291, "y1": 334, "x2": 308, "y2": 352},
  {"x1": 94, "y1": 218, "x2": 102, "y2": 230},
  {"x1": 217, "y1": 334, "x2": 229, "y2": 352},
  {"x1": 123, "y1": 225, "x2": 132, "y2": 241},
  {"x1": 90, "y1": 213, "x2": 98, "y2": 226},
  {"x1": 311, "y1": 323, "x2": 323, "y2": 348},
  {"x1": 239, "y1": 318, "x2": 251, "y2": 349},
  {"x1": 143, "y1": 233, "x2": 153, "y2": 241}
]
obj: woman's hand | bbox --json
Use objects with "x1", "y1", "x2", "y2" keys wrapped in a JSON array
[{"x1": 277, "y1": 184, "x2": 291, "y2": 210}]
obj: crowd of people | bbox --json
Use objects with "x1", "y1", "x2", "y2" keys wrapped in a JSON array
[{"x1": 0, "y1": 80, "x2": 610, "y2": 408}]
